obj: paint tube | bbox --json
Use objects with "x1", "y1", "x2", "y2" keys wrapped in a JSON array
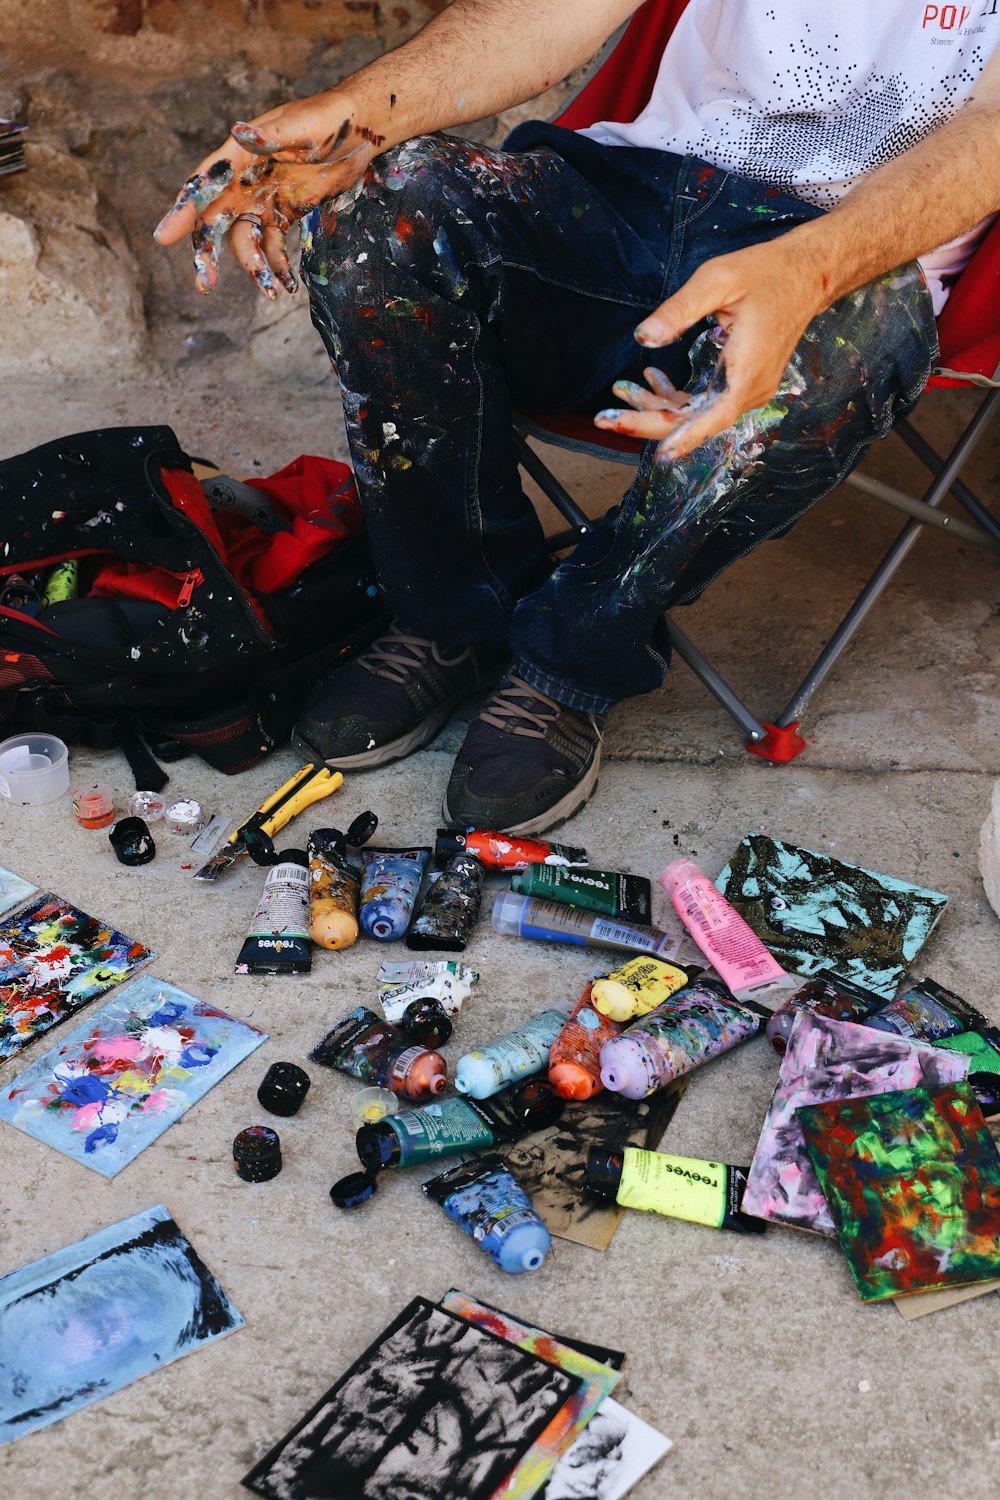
[
  {"x1": 585, "y1": 1146, "x2": 764, "y2": 1234},
  {"x1": 455, "y1": 1006, "x2": 570, "y2": 1099},
  {"x1": 765, "y1": 974, "x2": 885, "y2": 1053},
  {"x1": 377, "y1": 959, "x2": 479, "y2": 1022},
  {"x1": 308, "y1": 829, "x2": 360, "y2": 950},
  {"x1": 358, "y1": 848, "x2": 430, "y2": 941},
  {"x1": 41, "y1": 558, "x2": 79, "y2": 607},
  {"x1": 511, "y1": 862, "x2": 651, "y2": 923},
  {"x1": 407, "y1": 851, "x2": 483, "y2": 951},
  {"x1": 591, "y1": 956, "x2": 691, "y2": 1022},
  {"x1": 599, "y1": 979, "x2": 767, "y2": 1099},
  {"x1": 423, "y1": 1154, "x2": 551, "y2": 1273},
  {"x1": 355, "y1": 1076, "x2": 564, "y2": 1173},
  {"x1": 435, "y1": 828, "x2": 588, "y2": 870},
  {"x1": 547, "y1": 982, "x2": 623, "y2": 1100},
  {"x1": 492, "y1": 891, "x2": 683, "y2": 960},
  {"x1": 661, "y1": 859, "x2": 792, "y2": 1005},
  {"x1": 235, "y1": 850, "x2": 311, "y2": 975},
  {"x1": 309, "y1": 1005, "x2": 447, "y2": 1100},
  {"x1": 865, "y1": 977, "x2": 999, "y2": 1043}
]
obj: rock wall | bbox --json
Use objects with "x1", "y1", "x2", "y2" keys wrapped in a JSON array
[{"x1": 0, "y1": 0, "x2": 576, "y2": 382}]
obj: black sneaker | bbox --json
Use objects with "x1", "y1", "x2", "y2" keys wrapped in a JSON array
[
  {"x1": 292, "y1": 623, "x2": 507, "y2": 768},
  {"x1": 443, "y1": 674, "x2": 604, "y2": 834}
]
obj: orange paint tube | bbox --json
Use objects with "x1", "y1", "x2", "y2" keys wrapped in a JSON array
[{"x1": 547, "y1": 982, "x2": 624, "y2": 1100}]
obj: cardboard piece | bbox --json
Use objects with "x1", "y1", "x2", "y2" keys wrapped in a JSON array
[
  {"x1": 500, "y1": 1082, "x2": 688, "y2": 1250},
  {"x1": 717, "y1": 834, "x2": 948, "y2": 998},
  {"x1": 0, "y1": 974, "x2": 266, "y2": 1175},
  {"x1": 0, "y1": 894, "x2": 153, "y2": 1062},
  {"x1": 541, "y1": 1399, "x2": 673, "y2": 1500},
  {"x1": 799, "y1": 1082, "x2": 1000, "y2": 1301},
  {"x1": 441, "y1": 1290, "x2": 619, "y2": 1500},
  {"x1": 243, "y1": 1297, "x2": 582, "y2": 1500},
  {"x1": 0, "y1": 1203, "x2": 242, "y2": 1443},
  {"x1": 742, "y1": 1013, "x2": 968, "y2": 1235}
]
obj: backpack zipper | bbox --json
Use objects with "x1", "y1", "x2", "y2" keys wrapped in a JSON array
[{"x1": 176, "y1": 570, "x2": 203, "y2": 609}]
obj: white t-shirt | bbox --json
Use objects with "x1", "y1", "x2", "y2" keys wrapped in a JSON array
[{"x1": 582, "y1": 0, "x2": 1000, "y2": 311}]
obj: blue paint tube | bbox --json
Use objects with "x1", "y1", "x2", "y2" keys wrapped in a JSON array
[
  {"x1": 492, "y1": 891, "x2": 682, "y2": 960},
  {"x1": 358, "y1": 848, "x2": 430, "y2": 941},
  {"x1": 455, "y1": 1007, "x2": 571, "y2": 1099},
  {"x1": 423, "y1": 1154, "x2": 551, "y2": 1273}
]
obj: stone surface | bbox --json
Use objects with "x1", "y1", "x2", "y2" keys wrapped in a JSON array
[
  {"x1": 0, "y1": 144, "x2": 148, "y2": 377},
  {"x1": 980, "y1": 781, "x2": 1000, "y2": 920}
]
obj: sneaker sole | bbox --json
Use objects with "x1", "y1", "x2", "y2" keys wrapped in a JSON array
[
  {"x1": 442, "y1": 744, "x2": 602, "y2": 837},
  {"x1": 291, "y1": 665, "x2": 508, "y2": 772},
  {"x1": 291, "y1": 701, "x2": 456, "y2": 771}
]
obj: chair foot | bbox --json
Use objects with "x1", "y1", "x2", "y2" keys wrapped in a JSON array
[{"x1": 746, "y1": 721, "x2": 807, "y2": 763}]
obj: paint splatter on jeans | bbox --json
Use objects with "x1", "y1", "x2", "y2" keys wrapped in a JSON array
[{"x1": 302, "y1": 124, "x2": 938, "y2": 714}]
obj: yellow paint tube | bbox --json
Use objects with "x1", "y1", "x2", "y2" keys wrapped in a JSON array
[
  {"x1": 590, "y1": 956, "x2": 689, "y2": 1022},
  {"x1": 585, "y1": 1146, "x2": 764, "y2": 1234}
]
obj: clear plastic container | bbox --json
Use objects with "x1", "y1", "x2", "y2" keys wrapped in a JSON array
[
  {"x1": 0, "y1": 733, "x2": 69, "y2": 804},
  {"x1": 71, "y1": 783, "x2": 116, "y2": 829}
]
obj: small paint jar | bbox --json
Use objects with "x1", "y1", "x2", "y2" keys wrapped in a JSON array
[
  {"x1": 257, "y1": 1061, "x2": 311, "y2": 1117},
  {"x1": 128, "y1": 790, "x2": 167, "y2": 822},
  {"x1": 166, "y1": 798, "x2": 206, "y2": 835},
  {"x1": 350, "y1": 1087, "x2": 400, "y2": 1132},
  {"x1": 71, "y1": 782, "x2": 115, "y2": 829},
  {"x1": 233, "y1": 1125, "x2": 282, "y2": 1182}
]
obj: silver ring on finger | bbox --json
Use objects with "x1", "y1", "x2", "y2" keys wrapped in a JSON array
[{"x1": 234, "y1": 213, "x2": 264, "y2": 230}]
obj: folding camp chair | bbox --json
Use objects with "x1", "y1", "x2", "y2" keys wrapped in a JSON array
[{"x1": 514, "y1": 0, "x2": 1000, "y2": 762}]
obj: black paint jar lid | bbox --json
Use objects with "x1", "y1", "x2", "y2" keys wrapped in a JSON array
[
  {"x1": 233, "y1": 1125, "x2": 282, "y2": 1182},
  {"x1": 330, "y1": 1170, "x2": 378, "y2": 1209},
  {"x1": 108, "y1": 816, "x2": 156, "y2": 867},
  {"x1": 257, "y1": 1061, "x2": 311, "y2": 1116}
]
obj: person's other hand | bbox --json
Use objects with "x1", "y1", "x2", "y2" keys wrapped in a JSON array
[
  {"x1": 594, "y1": 237, "x2": 825, "y2": 460},
  {"x1": 153, "y1": 90, "x2": 381, "y2": 296}
]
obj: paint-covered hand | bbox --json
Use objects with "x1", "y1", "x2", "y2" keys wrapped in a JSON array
[
  {"x1": 594, "y1": 240, "x2": 825, "y2": 462},
  {"x1": 153, "y1": 92, "x2": 379, "y2": 296}
]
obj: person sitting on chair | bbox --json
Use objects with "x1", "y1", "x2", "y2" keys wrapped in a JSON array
[{"x1": 155, "y1": 0, "x2": 1000, "y2": 834}]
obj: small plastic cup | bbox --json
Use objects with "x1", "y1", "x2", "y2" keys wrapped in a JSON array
[
  {"x1": 0, "y1": 733, "x2": 69, "y2": 804},
  {"x1": 129, "y1": 790, "x2": 166, "y2": 822},
  {"x1": 350, "y1": 1087, "x2": 400, "y2": 1131},
  {"x1": 71, "y1": 782, "x2": 116, "y2": 829},
  {"x1": 165, "y1": 799, "x2": 206, "y2": 835}
]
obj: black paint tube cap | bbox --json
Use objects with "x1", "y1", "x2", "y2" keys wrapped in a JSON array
[
  {"x1": 356, "y1": 1121, "x2": 400, "y2": 1173},
  {"x1": 401, "y1": 999, "x2": 453, "y2": 1049},
  {"x1": 433, "y1": 830, "x2": 466, "y2": 867},
  {"x1": 584, "y1": 1146, "x2": 625, "y2": 1201},
  {"x1": 233, "y1": 1125, "x2": 282, "y2": 1182},
  {"x1": 257, "y1": 1061, "x2": 311, "y2": 1117},
  {"x1": 108, "y1": 816, "x2": 156, "y2": 866},
  {"x1": 330, "y1": 1170, "x2": 378, "y2": 1209}
]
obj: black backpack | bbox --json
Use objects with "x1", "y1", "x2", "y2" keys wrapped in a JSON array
[{"x1": 0, "y1": 425, "x2": 387, "y2": 783}]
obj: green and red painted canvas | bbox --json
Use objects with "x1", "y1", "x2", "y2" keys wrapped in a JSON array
[{"x1": 798, "y1": 1083, "x2": 1000, "y2": 1302}]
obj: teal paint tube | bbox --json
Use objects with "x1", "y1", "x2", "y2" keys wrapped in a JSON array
[
  {"x1": 455, "y1": 1007, "x2": 570, "y2": 1099},
  {"x1": 511, "y1": 863, "x2": 652, "y2": 923},
  {"x1": 355, "y1": 1077, "x2": 564, "y2": 1173}
]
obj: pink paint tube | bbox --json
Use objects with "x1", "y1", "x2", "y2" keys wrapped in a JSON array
[{"x1": 660, "y1": 858, "x2": 791, "y2": 1005}]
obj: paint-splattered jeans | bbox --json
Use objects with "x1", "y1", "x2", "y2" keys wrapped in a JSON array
[{"x1": 301, "y1": 123, "x2": 938, "y2": 714}]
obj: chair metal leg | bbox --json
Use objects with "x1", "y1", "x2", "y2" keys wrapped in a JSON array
[
  {"x1": 665, "y1": 620, "x2": 770, "y2": 744},
  {"x1": 894, "y1": 404, "x2": 1000, "y2": 541},
  {"x1": 774, "y1": 385, "x2": 1000, "y2": 728}
]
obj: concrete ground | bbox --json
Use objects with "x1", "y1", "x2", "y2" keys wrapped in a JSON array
[{"x1": 0, "y1": 368, "x2": 998, "y2": 1500}]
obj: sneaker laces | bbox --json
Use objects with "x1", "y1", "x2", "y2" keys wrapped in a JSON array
[
  {"x1": 359, "y1": 624, "x2": 472, "y2": 685},
  {"x1": 479, "y1": 674, "x2": 601, "y2": 741}
]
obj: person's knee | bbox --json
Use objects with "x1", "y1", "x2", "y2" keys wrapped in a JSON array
[{"x1": 302, "y1": 134, "x2": 480, "y2": 277}]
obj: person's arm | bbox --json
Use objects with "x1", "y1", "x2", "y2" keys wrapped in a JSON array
[
  {"x1": 596, "y1": 47, "x2": 1000, "y2": 461},
  {"x1": 155, "y1": 0, "x2": 641, "y2": 293}
]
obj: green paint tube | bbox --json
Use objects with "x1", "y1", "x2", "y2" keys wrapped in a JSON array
[
  {"x1": 585, "y1": 1145, "x2": 764, "y2": 1234},
  {"x1": 511, "y1": 862, "x2": 652, "y2": 923}
]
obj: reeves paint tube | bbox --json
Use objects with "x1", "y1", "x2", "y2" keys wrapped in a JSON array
[
  {"x1": 511, "y1": 863, "x2": 652, "y2": 923},
  {"x1": 356, "y1": 1077, "x2": 564, "y2": 1173},
  {"x1": 358, "y1": 849, "x2": 430, "y2": 941},
  {"x1": 547, "y1": 983, "x2": 624, "y2": 1100},
  {"x1": 235, "y1": 851, "x2": 312, "y2": 975},
  {"x1": 492, "y1": 892, "x2": 683, "y2": 960},
  {"x1": 309, "y1": 1006, "x2": 447, "y2": 1100},
  {"x1": 423, "y1": 1154, "x2": 551, "y2": 1272},
  {"x1": 407, "y1": 852, "x2": 484, "y2": 951},
  {"x1": 599, "y1": 979, "x2": 767, "y2": 1099},
  {"x1": 454, "y1": 1007, "x2": 570, "y2": 1099},
  {"x1": 591, "y1": 956, "x2": 691, "y2": 1022},
  {"x1": 585, "y1": 1146, "x2": 764, "y2": 1234}
]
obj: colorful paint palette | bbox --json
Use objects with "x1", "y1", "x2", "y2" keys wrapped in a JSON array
[
  {"x1": 717, "y1": 834, "x2": 948, "y2": 998},
  {"x1": 0, "y1": 974, "x2": 267, "y2": 1176},
  {"x1": 798, "y1": 1083, "x2": 1000, "y2": 1301},
  {"x1": 0, "y1": 894, "x2": 153, "y2": 1061}
]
